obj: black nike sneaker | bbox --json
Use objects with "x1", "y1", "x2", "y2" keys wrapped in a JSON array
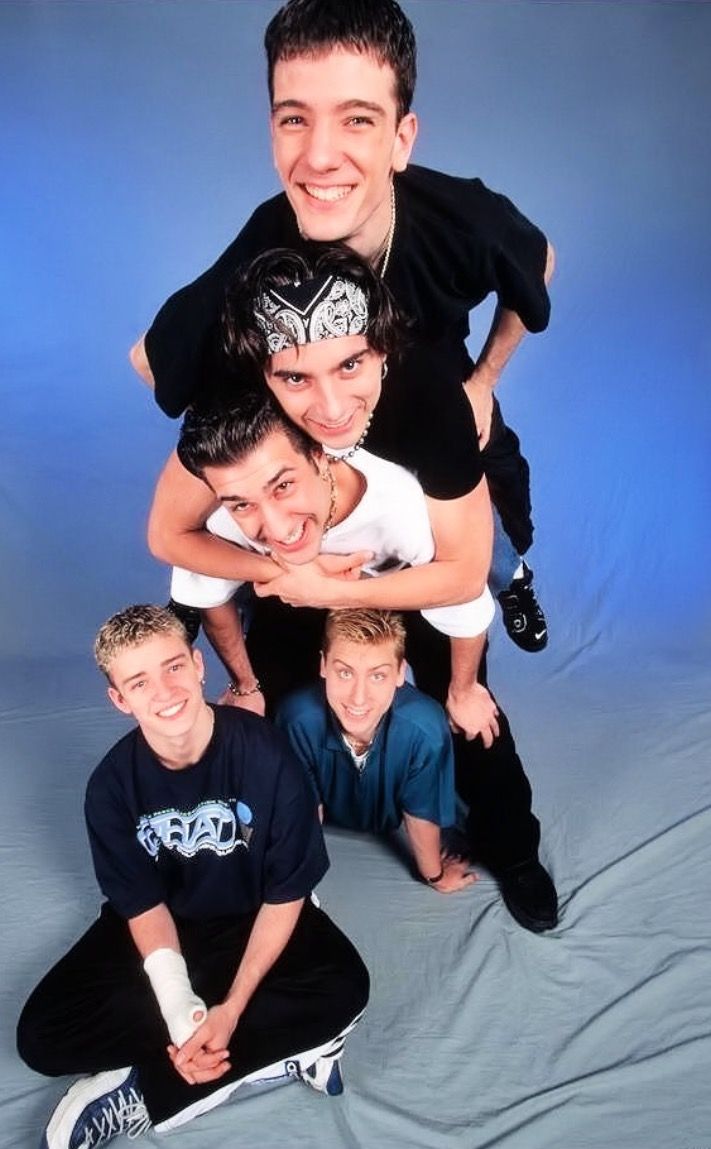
[{"x1": 497, "y1": 562, "x2": 548, "y2": 653}]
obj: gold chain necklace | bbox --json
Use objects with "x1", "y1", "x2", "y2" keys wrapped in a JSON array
[
  {"x1": 322, "y1": 461, "x2": 337, "y2": 534},
  {"x1": 379, "y1": 181, "x2": 397, "y2": 279}
]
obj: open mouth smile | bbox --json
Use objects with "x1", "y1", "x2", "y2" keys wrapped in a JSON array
[
  {"x1": 303, "y1": 184, "x2": 355, "y2": 203},
  {"x1": 157, "y1": 700, "x2": 187, "y2": 719}
]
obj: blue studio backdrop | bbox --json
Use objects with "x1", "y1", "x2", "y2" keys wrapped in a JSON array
[{"x1": 2, "y1": 5, "x2": 711, "y2": 1149}]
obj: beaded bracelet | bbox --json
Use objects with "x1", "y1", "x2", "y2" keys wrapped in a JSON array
[{"x1": 227, "y1": 680, "x2": 262, "y2": 697}]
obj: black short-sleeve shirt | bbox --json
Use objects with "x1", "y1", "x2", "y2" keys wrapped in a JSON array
[
  {"x1": 145, "y1": 165, "x2": 549, "y2": 499},
  {"x1": 84, "y1": 705, "x2": 328, "y2": 921}
]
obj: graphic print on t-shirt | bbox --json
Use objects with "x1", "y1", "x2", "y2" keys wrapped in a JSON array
[{"x1": 137, "y1": 798, "x2": 254, "y2": 859}]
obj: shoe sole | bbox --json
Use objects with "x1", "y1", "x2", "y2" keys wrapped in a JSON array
[{"x1": 43, "y1": 1067, "x2": 132, "y2": 1149}]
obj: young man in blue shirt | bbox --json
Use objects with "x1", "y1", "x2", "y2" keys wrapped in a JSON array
[{"x1": 276, "y1": 609, "x2": 476, "y2": 894}]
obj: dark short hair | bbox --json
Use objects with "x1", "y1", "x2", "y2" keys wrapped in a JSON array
[
  {"x1": 177, "y1": 389, "x2": 317, "y2": 483},
  {"x1": 223, "y1": 245, "x2": 406, "y2": 372},
  {"x1": 265, "y1": 0, "x2": 417, "y2": 121}
]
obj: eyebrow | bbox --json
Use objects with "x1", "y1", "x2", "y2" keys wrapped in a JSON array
[
  {"x1": 218, "y1": 465, "x2": 298, "y2": 503},
  {"x1": 121, "y1": 653, "x2": 187, "y2": 686},
  {"x1": 271, "y1": 349, "x2": 369, "y2": 381},
  {"x1": 332, "y1": 659, "x2": 392, "y2": 673},
  {"x1": 272, "y1": 98, "x2": 386, "y2": 116}
]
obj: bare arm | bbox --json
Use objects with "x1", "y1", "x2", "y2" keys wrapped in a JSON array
[
  {"x1": 465, "y1": 241, "x2": 556, "y2": 446},
  {"x1": 255, "y1": 477, "x2": 494, "y2": 611},
  {"x1": 128, "y1": 901, "x2": 180, "y2": 957},
  {"x1": 445, "y1": 633, "x2": 500, "y2": 747},
  {"x1": 172, "y1": 899, "x2": 304, "y2": 1084},
  {"x1": 148, "y1": 450, "x2": 281, "y2": 582},
  {"x1": 402, "y1": 813, "x2": 476, "y2": 894},
  {"x1": 129, "y1": 334, "x2": 155, "y2": 388},
  {"x1": 202, "y1": 600, "x2": 265, "y2": 715}
]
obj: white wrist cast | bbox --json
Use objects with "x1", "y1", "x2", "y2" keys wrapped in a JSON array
[{"x1": 143, "y1": 947, "x2": 207, "y2": 1047}]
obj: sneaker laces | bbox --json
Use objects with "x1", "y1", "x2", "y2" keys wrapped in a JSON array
[{"x1": 77, "y1": 1084, "x2": 151, "y2": 1146}]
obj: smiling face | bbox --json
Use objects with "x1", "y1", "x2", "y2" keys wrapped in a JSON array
[
  {"x1": 106, "y1": 633, "x2": 206, "y2": 747},
  {"x1": 264, "y1": 333, "x2": 383, "y2": 450},
  {"x1": 271, "y1": 48, "x2": 417, "y2": 259},
  {"x1": 321, "y1": 636, "x2": 405, "y2": 747},
  {"x1": 203, "y1": 430, "x2": 331, "y2": 564}
]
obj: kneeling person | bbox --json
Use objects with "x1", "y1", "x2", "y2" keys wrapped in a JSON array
[
  {"x1": 17, "y1": 605, "x2": 368, "y2": 1148},
  {"x1": 277, "y1": 609, "x2": 475, "y2": 895}
]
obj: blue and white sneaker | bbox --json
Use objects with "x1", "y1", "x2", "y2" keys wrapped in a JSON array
[
  {"x1": 285, "y1": 1035, "x2": 346, "y2": 1097},
  {"x1": 41, "y1": 1067, "x2": 151, "y2": 1148}
]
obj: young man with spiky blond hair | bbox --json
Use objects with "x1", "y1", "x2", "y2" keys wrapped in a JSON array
[
  {"x1": 17, "y1": 605, "x2": 368, "y2": 1149},
  {"x1": 277, "y1": 609, "x2": 476, "y2": 894}
]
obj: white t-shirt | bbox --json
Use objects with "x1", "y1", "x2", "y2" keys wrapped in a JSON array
[{"x1": 170, "y1": 448, "x2": 494, "y2": 638}]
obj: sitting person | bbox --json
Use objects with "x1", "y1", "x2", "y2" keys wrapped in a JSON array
[
  {"x1": 276, "y1": 608, "x2": 476, "y2": 895},
  {"x1": 17, "y1": 605, "x2": 369, "y2": 1149}
]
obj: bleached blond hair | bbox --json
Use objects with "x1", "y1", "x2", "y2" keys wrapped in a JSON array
[
  {"x1": 322, "y1": 609, "x2": 406, "y2": 663},
  {"x1": 94, "y1": 604, "x2": 189, "y2": 679}
]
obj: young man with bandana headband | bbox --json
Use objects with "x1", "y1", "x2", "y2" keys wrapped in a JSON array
[
  {"x1": 163, "y1": 251, "x2": 557, "y2": 933},
  {"x1": 132, "y1": 0, "x2": 554, "y2": 655}
]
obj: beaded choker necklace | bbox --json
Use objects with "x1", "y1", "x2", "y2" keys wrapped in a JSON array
[{"x1": 323, "y1": 412, "x2": 374, "y2": 463}]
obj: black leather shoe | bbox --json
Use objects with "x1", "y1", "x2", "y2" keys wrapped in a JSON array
[{"x1": 496, "y1": 859, "x2": 558, "y2": 932}]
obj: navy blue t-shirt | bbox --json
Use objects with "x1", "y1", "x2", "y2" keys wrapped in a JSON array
[{"x1": 85, "y1": 705, "x2": 328, "y2": 920}]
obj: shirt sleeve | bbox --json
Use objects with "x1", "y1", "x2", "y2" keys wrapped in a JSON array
[
  {"x1": 262, "y1": 740, "x2": 329, "y2": 903},
  {"x1": 144, "y1": 197, "x2": 298, "y2": 417},
  {"x1": 274, "y1": 698, "x2": 323, "y2": 804},
  {"x1": 85, "y1": 758, "x2": 165, "y2": 920},
  {"x1": 470, "y1": 180, "x2": 550, "y2": 333},
  {"x1": 398, "y1": 716, "x2": 457, "y2": 828}
]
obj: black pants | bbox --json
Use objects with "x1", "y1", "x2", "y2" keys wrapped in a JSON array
[
  {"x1": 17, "y1": 900, "x2": 369, "y2": 1127},
  {"x1": 247, "y1": 600, "x2": 541, "y2": 873},
  {"x1": 402, "y1": 611, "x2": 540, "y2": 871},
  {"x1": 482, "y1": 398, "x2": 534, "y2": 557}
]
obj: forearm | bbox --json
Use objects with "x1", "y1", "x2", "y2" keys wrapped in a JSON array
[
  {"x1": 222, "y1": 900, "x2": 304, "y2": 1024},
  {"x1": 316, "y1": 559, "x2": 480, "y2": 612},
  {"x1": 129, "y1": 902, "x2": 180, "y2": 958},
  {"x1": 129, "y1": 334, "x2": 155, "y2": 387},
  {"x1": 402, "y1": 814, "x2": 443, "y2": 882},
  {"x1": 470, "y1": 240, "x2": 555, "y2": 388},
  {"x1": 202, "y1": 601, "x2": 259, "y2": 689},
  {"x1": 449, "y1": 633, "x2": 487, "y2": 693}
]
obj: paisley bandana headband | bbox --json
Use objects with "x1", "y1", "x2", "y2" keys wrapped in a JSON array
[{"x1": 255, "y1": 273, "x2": 369, "y2": 354}]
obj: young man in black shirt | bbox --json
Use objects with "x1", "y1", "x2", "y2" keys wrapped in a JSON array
[
  {"x1": 130, "y1": 2, "x2": 558, "y2": 930},
  {"x1": 131, "y1": 0, "x2": 554, "y2": 652},
  {"x1": 17, "y1": 605, "x2": 368, "y2": 1149}
]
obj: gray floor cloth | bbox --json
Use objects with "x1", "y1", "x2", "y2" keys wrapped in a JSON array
[{"x1": 3, "y1": 636, "x2": 710, "y2": 1149}]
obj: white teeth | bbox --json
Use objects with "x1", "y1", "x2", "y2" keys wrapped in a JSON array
[
  {"x1": 304, "y1": 184, "x2": 352, "y2": 202},
  {"x1": 159, "y1": 702, "x2": 184, "y2": 718},
  {"x1": 277, "y1": 521, "x2": 306, "y2": 546}
]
